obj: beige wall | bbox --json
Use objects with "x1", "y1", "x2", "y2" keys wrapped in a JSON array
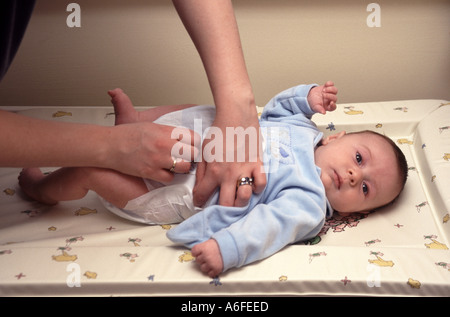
[{"x1": 0, "y1": 0, "x2": 448, "y2": 108}]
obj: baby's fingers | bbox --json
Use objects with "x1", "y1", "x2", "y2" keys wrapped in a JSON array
[
  {"x1": 326, "y1": 101, "x2": 337, "y2": 112},
  {"x1": 323, "y1": 81, "x2": 335, "y2": 89},
  {"x1": 323, "y1": 92, "x2": 338, "y2": 102},
  {"x1": 323, "y1": 85, "x2": 338, "y2": 95}
]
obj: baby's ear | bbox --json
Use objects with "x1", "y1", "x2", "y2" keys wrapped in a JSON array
[{"x1": 321, "y1": 131, "x2": 346, "y2": 145}]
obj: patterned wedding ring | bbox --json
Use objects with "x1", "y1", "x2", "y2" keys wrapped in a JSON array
[{"x1": 236, "y1": 177, "x2": 254, "y2": 189}]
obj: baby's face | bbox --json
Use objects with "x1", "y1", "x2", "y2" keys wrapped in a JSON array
[{"x1": 314, "y1": 131, "x2": 402, "y2": 214}]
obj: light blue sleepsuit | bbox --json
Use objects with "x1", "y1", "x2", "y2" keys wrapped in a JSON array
[{"x1": 166, "y1": 84, "x2": 333, "y2": 272}]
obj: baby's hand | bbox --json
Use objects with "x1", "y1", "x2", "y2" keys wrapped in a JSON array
[
  {"x1": 191, "y1": 239, "x2": 224, "y2": 277},
  {"x1": 308, "y1": 81, "x2": 338, "y2": 114}
]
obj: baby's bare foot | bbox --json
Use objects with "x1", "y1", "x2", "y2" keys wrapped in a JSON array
[
  {"x1": 18, "y1": 168, "x2": 57, "y2": 205},
  {"x1": 108, "y1": 88, "x2": 139, "y2": 125}
]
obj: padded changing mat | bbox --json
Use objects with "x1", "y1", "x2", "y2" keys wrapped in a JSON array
[{"x1": 0, "y1": 100, "x2": 449, "y2": 296}]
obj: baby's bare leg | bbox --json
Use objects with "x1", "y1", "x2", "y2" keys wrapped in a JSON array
[
  {"x1": 108, "y1": 88, "x2": 139, "y2": 125},
  {"x1": 108, "y1": 88, "x2": 197, "y2": 125},
  {"x1": 19, "y1": 167, "x2": 148, "y2": 208}
]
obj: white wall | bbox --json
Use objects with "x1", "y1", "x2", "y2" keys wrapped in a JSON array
[{"x1": 0, "y1": 0, "x2": 448, "y2": 108}]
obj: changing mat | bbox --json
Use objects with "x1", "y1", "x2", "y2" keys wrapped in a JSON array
[{"x1": 0, "y1": 100, "x2": 449, "y2": 296}]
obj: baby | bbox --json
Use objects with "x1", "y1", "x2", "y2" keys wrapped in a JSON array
[{"x1": 19, "y1": 82, "x2": 408, "y2": 277}]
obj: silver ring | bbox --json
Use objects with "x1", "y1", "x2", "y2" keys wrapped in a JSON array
[
  {"x1": 169, "y1": 159, "x2": 177, "y2": 173},
  {"x1": 236, "y1": 177, "x2": 254, "y2": 189}
]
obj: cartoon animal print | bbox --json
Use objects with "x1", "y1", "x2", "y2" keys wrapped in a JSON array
[
  {"x1": 128, "y1": 238, "x2": 141, "y2": 247},
  {"x1": 52, "y1": 251, "x2": 77, "y2": 262},
  {"x1": 424, "y1": 235, "x2": 448, "y2": 250},
  {"x1": 21, "y1": 209, "x2": 40, "y2": 217},
  {"x1": 365, "y1": 239, "x2": 381, "y2": 247},
  {"x1": 3, "y1": 188, "x2": 15, "y2": 196},
  {"x1": 52, "y1": 111, "x2": 72, "y2": 118},
  {"x1": 368, "y1": 251, "x2": 394, "y2": 267},
  {"x1": 407, "y1": 278, "x2": 421, "y2": 289},
  {"x1": 309, "y1": 251, "x2": 327, "y2": 263},
  {"x1": 397, "y1": 138, "x2": 413, "y2": 145},
  {"x1": 438, "y1": 126, "x2": 450, "y2": 133},
  {"x1": 178, "y1": 251, "x2": 195, "y2": 263},
  {"x1": 74, "y1": 207, "x2": 97, "y2": 216},
  {"x1": 304, "y1": 213, "x2": 369, "y2": 245},
  {"x1": 120, "y1": 252, "x2": 138, "y2": 262},
  {"x1": 325, "y1": 213, "x2": 368, "y2": 234},
  {"x1": 344, "y1": 106, "x2": 363, "y2": 115},
  {"x1": 443, "y1": 153, "x2": 450, "y2": 161},
  {"x1": 326, "y1": 122, "x2": 336, "y2": 131},
  {"x1": 210, "y1": 277, "x2": 222, "y2": 286},
  {"x1": 408, "y1": 166, "x2": 417, "y2": 173},
  {"x1": 52, "y1": 236, "x2": 83, "y2": 262},
  {"x1": 279, "y1": 275, "x2": 288, "y2": 282},
  {"x1": 435, "y1": 262, "x2": 450, "y2": 272},
  {"x1": 84, "y1": 271, "x2": 97, "y2": 279},
  {"x1": 415, "y1": 201, "x2": 428, "y2": 212},
  {"x1": 443, "y1": 214, "x2": 449, "y2": 224}
]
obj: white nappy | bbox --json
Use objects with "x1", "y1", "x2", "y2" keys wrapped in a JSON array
[
  {"x1": 100, "y1": 105, "x2": 216, "y2": 225},
  {"x1": 100, "y1": 172, "x2": 200, "y2": 225}
]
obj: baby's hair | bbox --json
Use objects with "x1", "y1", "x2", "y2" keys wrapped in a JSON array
[{"x1": 348, "y1": 130, "x2": 408, "y2": 210}]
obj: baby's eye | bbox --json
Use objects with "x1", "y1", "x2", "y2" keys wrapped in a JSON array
[
  {"x1": 362, "y1": 182, "x2": 369, "y2": 196},
  {"x1": 356, "y1": 152, "x2": 363, "y2": 164}
]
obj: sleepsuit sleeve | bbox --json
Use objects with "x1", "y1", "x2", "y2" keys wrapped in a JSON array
[
  {"x1": 212, "y1": 185, "x2": 326, "y2": 272},
  {"x1": 260, "y1": 84, "x2": 318, "y2": 123}
]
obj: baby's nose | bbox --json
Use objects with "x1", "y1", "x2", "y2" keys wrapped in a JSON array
[{"x1": 348, "y1": 169, "x2": 362, "y2": 186}]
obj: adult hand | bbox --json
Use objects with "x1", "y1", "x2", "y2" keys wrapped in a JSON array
[
  {"x1": 193, "y1": 105, "x2": 266, "y2": 207},
  {"x1": 106, "y1": 88, "x2": 200, "y2": 182},
  {"x1": 107, "y1": 121, "x2": 199, "y2": 182}
]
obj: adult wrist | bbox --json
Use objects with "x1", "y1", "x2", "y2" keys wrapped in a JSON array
[{"x1": 214, "y1": 88, "x2": 257, "y2": 119}]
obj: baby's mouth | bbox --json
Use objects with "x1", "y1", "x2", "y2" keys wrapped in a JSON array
[{"x1": 334, "y1": 171, "x2": 342, "y2": 189}]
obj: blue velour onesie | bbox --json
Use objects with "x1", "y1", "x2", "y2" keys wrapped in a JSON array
[{"x1": 167, "y1": 84, "x2": 333, "y2": 272}]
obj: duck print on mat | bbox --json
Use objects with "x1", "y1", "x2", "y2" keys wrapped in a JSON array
[
  {"x1": 178, "y1": 251, "x2": 195, "y2": 263},
  {"x1": 344, "y1": 106, "x2": 363, "y2": 115},
  {"x1": 407, "y1": 278, "x2": 421, "y2": 289}
]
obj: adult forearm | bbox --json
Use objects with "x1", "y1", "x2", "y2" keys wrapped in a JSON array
[
  {"x1": 173, "y1": 0, "x2": 266, "y2": 207},
  {"x1": 0, "y1": 110, "x2": 111, "y2": 168},
  {"x1": 173, "y1": 0, "x2": 255, "y2": 114}
]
